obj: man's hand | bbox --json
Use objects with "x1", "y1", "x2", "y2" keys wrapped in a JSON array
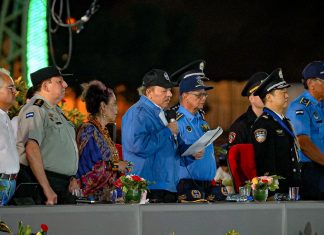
[
  {"x1": 192, "y1": 150, "x2": 205, "y2": 160},
  {"x1": 167, "y1": 122, "x2": 178, "y2": 136},
  {"x1": 68, "y1": 178, "x2": 80, "y2": 193},
  {"x1": 43, "y1": 187, "x2": 57, "y2": 205}
]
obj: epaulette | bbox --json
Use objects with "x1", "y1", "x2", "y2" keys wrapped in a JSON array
[
  {"x1": 299, "y1": 97, "x2": 310, "y2": 107},
  {"x1": 198, "y1": 109, "x2": 205, "y2": 120},
  {"x1": 253, "y1": 113, "x2": 268, "y2": 126},
  {"x1": 33, "y1": 99, "x2": 44, "y2": 107},
  {"x1": 176, "y1": 112, "x2": 184, "y2": 121}
]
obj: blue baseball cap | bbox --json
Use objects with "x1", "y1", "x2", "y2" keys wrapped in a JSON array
[
  {"x1": 302, "y1": 61, "x2": 324, "y2": 82},
  {"x1": 179, "y1": 74, "x2": 213, "y2": 95}
]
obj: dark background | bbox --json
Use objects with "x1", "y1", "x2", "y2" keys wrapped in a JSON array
[{"x1": 51, "y1": 0, "x2": 324, "y2": 89}]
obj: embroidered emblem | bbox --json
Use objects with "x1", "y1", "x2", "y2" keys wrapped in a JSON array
[
  {"x1": 26, "y1": 112, "x2": 34, "y2": 119},
  {"x1": 276, "y1": 129, "x2": 284, "y2": 136},
  {"x1": 228, "y1": 132, "x2": 237, "y2": 144},
  {"x1": 201, "y1": 124, "x2": 209, "y2": 132},
  {"x1": 295, "y1": 110, "x2": 304, "y2": 115},
  {"x1": 195, "y1": 78, "x2": 204, "y2": 87},
  {"x1": 254, "y1": 128, "x2": 267, "y2": 143},
  {"x1": 191, "y1": 190, "x2": 202, "y2": 199},
  {"x1": 33, "y1": 99, "x2": 44, "y2": 107},
  {"x1": 164, "y1": 72, "x2": 170, "y2": 81},
  {"x1": 199, "y1": 61, "x2": 205, "y2": 71},
  {"x1": 186, "y1": 126, "x2": 192, "y2": 132},
  {"x1": 278, "y1": 69, "x2": 283, "y2": 78},
  {"x1": 300, "y1": 97, "x2": 310, "y2": 107}
]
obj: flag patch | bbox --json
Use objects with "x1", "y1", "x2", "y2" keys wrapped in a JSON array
[{"x1": 26, "y1": 112, "x2": 34, "y2": 118}]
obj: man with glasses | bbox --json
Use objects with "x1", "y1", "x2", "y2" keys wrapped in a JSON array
[
  {"x1": 173, "y1": 61, "x2": 217, "y2": 201},
  {"x1": 16, "y1": 66, "x2": 78, "y2": 205},
  {"x1": 0, "y1": 68, "x2": 19, "y2": 205},
  {"x1": 287, "y1": 61, "x2": 324, "y2": 200}
]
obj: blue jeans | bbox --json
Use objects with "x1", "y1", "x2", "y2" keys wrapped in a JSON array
[{"x1": 0, "y1": 179, "x2": 16, "y2": 205}]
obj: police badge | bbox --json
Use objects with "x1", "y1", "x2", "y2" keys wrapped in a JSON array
[{"x1": 254, "y1": 128, "x2": 267, "y2": 143}]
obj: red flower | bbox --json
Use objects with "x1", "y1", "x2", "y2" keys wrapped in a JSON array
[
  {"x1": 131, "y1": 175, "x2": 142, "y2": 182},
  {"x1": 41, "y1": 224, "x2": 48, "y2": 232},
  {"x1": 261, "y1": 179, "x2": 268, "y2": 183},
  {"x1": 211, "y1": 179, "x2": 217, "y2": 187},
  {"x1": 114, "y1": 178, "x2": 122, "y2": 188}
]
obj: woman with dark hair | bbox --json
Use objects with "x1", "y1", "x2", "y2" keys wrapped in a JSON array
[{"x1": 76, "y1": 80, "x2": 130, "y2": 201}]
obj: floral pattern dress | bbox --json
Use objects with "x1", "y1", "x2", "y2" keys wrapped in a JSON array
[{"x1": 76, "y1": 122, "x2": 119, "y2": 198}]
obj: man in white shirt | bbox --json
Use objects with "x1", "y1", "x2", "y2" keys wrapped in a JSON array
[{"x1": 0, "y1": 68, "x2": 19, "y2": 205}]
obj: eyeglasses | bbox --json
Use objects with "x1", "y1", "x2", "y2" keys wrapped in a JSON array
[
  {"x1": 6, "y1": 85, "x2": 17, "y2": 93},
  {"x1": 188, "y1": 92, "x2": 208, "y2": 99}
]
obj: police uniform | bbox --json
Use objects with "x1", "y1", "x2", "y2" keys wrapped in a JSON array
[
  {"x1": 251, "y1": 68, "x2": 301, "y2": 194},
  {"x1": 286, "y1": 61, "x2": 324, "y2": 199},
  {"x1": 15, "y1": 66, "x2": 78, "y2": 204},
  {"x1": 228, "y1": 106, "x2": 257, "y2": 146},
  {"x1": 172, "y1": 60, "x2": 219, "y2": 201},
  {"x1": 228, "y1": 72, "x2": 268, "y2": 147}
]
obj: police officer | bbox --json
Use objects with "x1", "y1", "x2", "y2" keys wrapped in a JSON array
[
  {"x1": 251, "y1": 68, "x2": 301, "y2": 194},
  {"x1": 228, "y1": 72, "x2": 267, "y2": 147},
  {"x1": 16, "y1": 66, "x2": 78, "y2": 205},
  {"x1": 287, "y1": 61, "x2": 324, "y2": 200},
  {"x1": 172, "y1": 60, "x2": 217, "y2": 201}
]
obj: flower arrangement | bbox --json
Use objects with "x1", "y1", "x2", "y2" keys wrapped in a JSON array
[
  {"x1": 0, "y1": 221, "x2": 48, "y2": 235},
  {"x1": 246, "y1": 175, "x2": 285, "y2": 191},
  {"x1": 114, "y1": 174, "x2": 149, "y2": 193}
]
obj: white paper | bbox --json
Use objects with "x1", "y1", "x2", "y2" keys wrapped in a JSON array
[{"x1": 181, "y1": 126, "x2": 223, "y2": 156}]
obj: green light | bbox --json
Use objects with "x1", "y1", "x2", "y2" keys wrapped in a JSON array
[{"x1": 26, "y1": 0, "x2": 48, "y2": 87}]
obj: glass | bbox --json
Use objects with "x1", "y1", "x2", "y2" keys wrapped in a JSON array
[
  {"x1": 2, "y1": 85, "x2": 17, "y2": 93},
  {"x1": 188, "y1": 92, "x2": 208, "y2": 99},
  {"x1": 239, "y1": 186, "x2": 251, "y2": 197},
  {"x1": 288, "y1": 187, "x2": 299, "y2": 201},
  {"x1": 252, "y1": 189, "x2": 268, "y2": 202}
]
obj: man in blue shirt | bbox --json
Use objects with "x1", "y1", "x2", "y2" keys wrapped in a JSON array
[
  {"x1": 122, "y1": 69, "x2": 193, "y2": 203},
  {"x1": 286, "y1": 61, "x2": 324, "y2": 200},
  {"x1": 172, "y1": 61, "x2": 217, "y2": 201}
]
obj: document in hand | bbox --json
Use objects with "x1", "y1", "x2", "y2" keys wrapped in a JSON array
[{"x1": 181, "y1": 126, "x2": 223, "y2": 156}]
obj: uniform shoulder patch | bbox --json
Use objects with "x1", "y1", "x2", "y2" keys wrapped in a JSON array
[
  {"x1": 26, "y1": 112, "x2": 34, "y2": 119},
  {"x1": 295, "y1": 110, "x2": 304, "y2": 115},
  {"x1": 254, "y1": 128, "x2": 267, "y2": 143},
  {"x1": 176, "y1": 112, "x2": 184, "y2": 121},
  {"x1": 299, "y1": 97, "x2": 310, "y2": 107},
  {"x1": 33, "y1": 99, "x2": 44, "y2": 107},
  {"x1": 228, "y1": 132, "x2": 237, "y2": 144}
]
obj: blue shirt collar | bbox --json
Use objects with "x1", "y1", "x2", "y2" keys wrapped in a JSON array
[
  {"x1": 178, "y1": 105, "x2": 200, "y2": 122},
  {"x1": 303, "y1": 91, "x2": 320, "y2": 106},
  {"x1": 140, "y1": 95, "x2": 163, "y2": 114}
]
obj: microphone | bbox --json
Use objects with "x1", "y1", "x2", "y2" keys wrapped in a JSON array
[{"x1": 165, "y1": 109, "x2": 178, "y2": 143}]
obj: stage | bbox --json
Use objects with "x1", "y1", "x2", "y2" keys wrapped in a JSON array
[{"x1": 1, "y1": 201, "x2": 324, "y2": 235}]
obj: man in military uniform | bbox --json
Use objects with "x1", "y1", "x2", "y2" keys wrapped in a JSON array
[
  {"x1": 16, "y1": 66, "x2": 78, "y2": 205},
  {"x1": 251, "y1": 68, "x2": 301, "y2": 194},
  {"x1": 173, "y1": 61, "x2": 217, "y2": 201},
  {"x1": 227, "y1": 72, "x2": 267, "y2": 147},
  {"x1": 287, "y1": 61, "x2": 324, "y2": 200}
]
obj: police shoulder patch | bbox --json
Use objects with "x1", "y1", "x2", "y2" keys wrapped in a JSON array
[
  {"x1": 295, "y1": 110, "x2": 304, "y2": 115},
  {"x1": 299, "y1": 97, "x2": 310, "y2": 107},
  {"x1": 26, "y1": 112, "x2": 34, "y2": 119},
  {"x1": 254, "y1": 128, "x2": 267, "y2": 143},
  {"x1": 33, "y1": 99, "x2": 44, "y2": 107},
  {"x1": 228, "y1": 132, "x2": 237, "y2": 144}
]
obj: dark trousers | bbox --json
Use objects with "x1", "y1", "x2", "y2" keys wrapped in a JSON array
[
  {"x1": 147, "y1": 189, "x2": 177, "y2": 203},
  {"x1": 14, "y1": 164, "x2": 76, "y2": 205},
  {"x1": 301, "y1": 162, "x2": 324, "y2": 200}
]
